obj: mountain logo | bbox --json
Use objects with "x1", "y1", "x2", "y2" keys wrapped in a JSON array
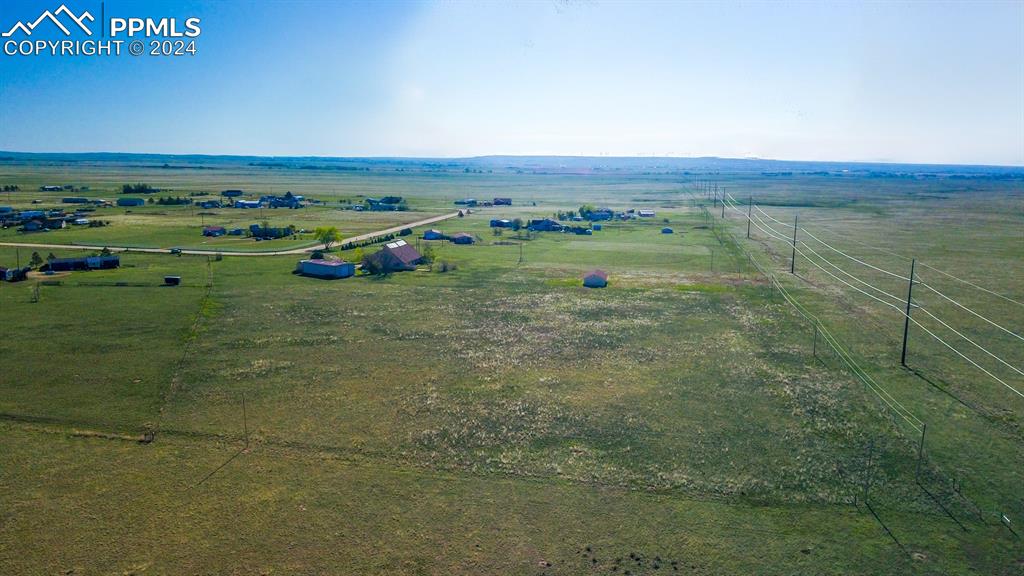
[{"x1": 2, "y1": 4, "x2": 94, "y2": 37}]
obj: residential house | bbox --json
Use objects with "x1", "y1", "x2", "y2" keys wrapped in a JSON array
[
  {"x1": 493, "y1": 198, "x2": 512, "y2": 205},
  {"x1": 451, "y1": 232, "x2": 474, "y2": 244},
  {"x1": 362, "y1": 239, "x2": 423, "y2": 273},
  {"x1": 249, "y1": 224, "x2": 294, "y2": 239},
  {"x1": 423, "y1": 229, "x2": 444, "y2": 240},
  {"x1": 43, "y1": 255, "x2": 120, "y2": 272},
  {"x1": 117, "y1": 197, "x2": 146, "y2": 207},
  {"x1": 528, "y1": 218, "x2": 563, "y2": 232},
  {"x1": 203, "y1": 226, "x2": 227, "y2": 237}
]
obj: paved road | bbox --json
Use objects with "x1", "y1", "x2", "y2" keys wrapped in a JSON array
[{"x1": 0, "y1": 211, "x2": 461, "y2": 257}]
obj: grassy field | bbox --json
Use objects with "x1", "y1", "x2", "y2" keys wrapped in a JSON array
[{"x1": 0, "y1": 157, "x2": 1021, "y2": 575}]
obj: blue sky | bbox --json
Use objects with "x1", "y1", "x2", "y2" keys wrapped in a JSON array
[{"x1": 0, "y1": 0, "x2": 1021, "y2": 165}]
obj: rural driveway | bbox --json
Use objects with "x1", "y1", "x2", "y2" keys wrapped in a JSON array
[{"x1": 0, "y1": 211, "x2": 462, "y2": 257}]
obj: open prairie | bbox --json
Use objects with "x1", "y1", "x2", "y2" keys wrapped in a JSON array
[{"x1": 0, "y1": 156, "x2": 1021, "y2": 575}]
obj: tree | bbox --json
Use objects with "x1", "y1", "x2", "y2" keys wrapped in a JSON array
[
  {"x1": 511, "y1": 218, "x2": 523, "y2": 231},
  {"x1": 352, "y1": 247, "x2": 364, "y2": 264},
  {"x1": 315, "y1": 226, "x2": 341, "y2": 250},
  {"x1": 29, "y1": 252, "x2": 42, "y2": 267},
  {"x1": 578, "y1": 204, "x2": 595, "y2": 219},
  {"x1": 420, "y1": 243, "x2": 436, "y2": 264}
]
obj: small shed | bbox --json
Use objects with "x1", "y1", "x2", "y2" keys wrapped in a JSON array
[
  {"x1": 583, "y1": 269, "x2": 608, "y2": 288},
  {"x1": 117, "y1": 197, "x2": 145, "y2": 207},
  {"x1": 164, "y1": 276, "x2": 181, "y2": 286},
  {"x1": 451, "y1": 232, "x2": 474, "y2": 245},
  {"x1": 592, "y1": 223, "x2": 602, "y2": 231},
  {"x1": 299, "y1": 259, "x2": 355, "y2": 279},
  {"x1": 203, "y1": 226, "x2": 227, "y2": 237},
  {"x1": 423, "y1": 229, "x2": 444, "y2": 240},
  {"x1": 638, "y1": 210, "x2": 655, "y2": 218},
  {"x1": 662, "y1": 227, "x2": 673, "y2": 234}
]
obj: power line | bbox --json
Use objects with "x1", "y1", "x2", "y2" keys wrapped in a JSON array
[
  {"x1": 729, "y1": 192, "x2": 1022, "y2": 309},
  {"x1": 918, "y1": 262, "x2": 1024, "y2": 309},
  {"x1": 916, "y1": 281, "x2": 1024, "y2": 344},
  {"x1": 740, "y1": 202, "x2": 1024, "y2": 401}
]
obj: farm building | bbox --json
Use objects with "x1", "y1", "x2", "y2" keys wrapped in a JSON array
[
  {"x1": 528, "y1": 218, "x2": 563, "y2": 232},
  {"x1": 43, "y1": 255, "x2": 120, "y2": 272},
  {"x1": 221, "y1": 189, "x2": 244, "y2": 197},
  {"x1": 73, "y1": 218, "x2": 89, "y2": 226},
  {"x1": 593, "y1": 223, "x2": 602, "y2": 230},
  {"x1": 638, "y1": 210, "x2": 656, "y2": 217},
  {"x1": 362, "y1": 239, "x2": 423, "y2": 273},
  {"x1": 454, "y1": 198, "x2": 477, "y2": 206},
  {"x1": 228, "y1": 228, "x2": 243, "y2": 235},
  {"x1": 203, "y1": 226, "x2": 227, "y2": 237},
  {"x1": 263, "y1": 192, "x2": 304, "y2": 209},
  {"x1": 451, "y1": 232, "x2": 474, "y2": 244},
  {"x1": 423, "y1": 229, "x2": 444, "y2": 240},
  {"x1": 198, "y1": 200, "x2": 222, "y2": 209},
  {"x1": 588, "y1": 208, "x2": 614, "y2": 221},
  {"x1": 493, "y1": 198, "x2": 512, "y2": 205},
  {"x1": 234, "y1": 200, "x2": 261, "y2": 209},
  {"x1": 662, "y1": 227, "x2": 673, "y2": 234},
  {"x1": 62, "y1": 197, "x2": 89, "y2": 204},
  {"x1": 583, "y1": 269, "x2": 608, "y2": 288},
  {"x1": 0, "y1": 206, "x2": 12, "y2": 214},
  {"x1": 40, "y1": 185, "x2": 62, "y2": 192},
  {"x1": 298, "y1": 259, "x2": 355, "y2": 279},
  {"x1": 490, "y1": 219, "x2": 512, "y2": 228},
  {"x1": 117, "y1": 197, "x2": 145, "y2": 207}
]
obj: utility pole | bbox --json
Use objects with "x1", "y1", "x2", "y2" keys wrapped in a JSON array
[
  {"x1": 901, "y1": 258, "x2": 916, "y2": 367},
  {"x1": 746, "y1": 196, "x2": 752, "y2": 238},
  {"x1": 862, "y1": 440, "x2": 874, "y2": 505},
  {"x1": 790, "y1": 213, "x2": 798, "y2": 274},
  {"x1": 721, "y1": 189, "x2": 725, "y2": 219},
  {"x1": 915, "y1": 423, "x2": 927, "y2": 480}
]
